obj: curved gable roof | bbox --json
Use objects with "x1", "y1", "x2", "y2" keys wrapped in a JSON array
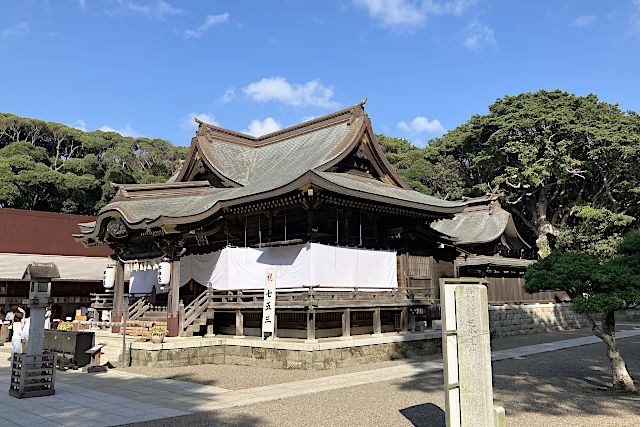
[
  {"x1": 75, "y1": 103, "x2": 466, "y2": 243},
  {"x1": 175, "y1": 103, "x2": 409, "y2": 190},
  {"x1": 431, "y1": 196, "x2": 530, "y2": 250}
]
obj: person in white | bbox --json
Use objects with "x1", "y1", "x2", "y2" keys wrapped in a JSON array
[
  {"x1": 44, "y1": 307, "x2": 52, "y2": 330},
  {"x1": 10, "y1": 311, "x2": 24, "y2": 361}
]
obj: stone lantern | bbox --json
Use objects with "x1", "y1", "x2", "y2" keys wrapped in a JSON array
[{"x1": 22, "y1": 263, "x2": 59, "y2": 355}]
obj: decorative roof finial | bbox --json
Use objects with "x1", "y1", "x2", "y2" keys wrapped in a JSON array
[{"x1": 362, "y1": 97, "x2": 368, "y2": 105}]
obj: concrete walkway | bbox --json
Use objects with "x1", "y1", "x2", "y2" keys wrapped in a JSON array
[{"x1": 1, "y1": 329, "x2": 639, "y2": 426}]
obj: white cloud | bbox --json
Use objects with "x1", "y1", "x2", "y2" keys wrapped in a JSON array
[
  {"x1": 243, "y1": 118, "x2": 281, "y2": 137},
  {"x1": 243, "y1": 77, "x2": 338, "y2": 108},
  {"x1": 99, "y1": 124, "x2": 143, "y2": 138},
  {"x1": 218, "y1": 86, "x2": 235, "y2": 104},
  {"x1": 353, "y1": 0, "x2": 477, "y2": 30},
  {"x1": 181, "y1": 112, "x2": 219, "y2": 132},
  {"x1": 301, "y1": 115, "x2": 317, "y2": 122},
  {"x1": 107, "y1": 1, "x2": 182, "y2": 20},
  {"x1": 354, "y1": 0, "x2": 426, "y2": 28},
  {"x1": 1, "y1": 22, "x2": 30, "y2": 38},
  {"x1": 463, "y1": 20, "x2": 496, "y2": 51},
  {"x1": 398, "y1": 116, "x2": 445, "y2": 134},
  {"x1": 570, "y1": 15, "x2": 596, "y2": 27},
  {"x1": 130, "y1": 1, "x2": 182, "y2": 20},
  {"x1": 71, "y1": 120, "x2": 87, "y2": 131},
  {"x1": 184, "y1": 13, "x2": 230, "y2": 39}
]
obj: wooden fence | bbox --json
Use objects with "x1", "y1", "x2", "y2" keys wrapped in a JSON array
[
  {"x1": 483, "y1": 276, "x2": 569, "y2": 305},
  {"x1": 399, "y1": 254, "x2": 569, "y2": 307}
]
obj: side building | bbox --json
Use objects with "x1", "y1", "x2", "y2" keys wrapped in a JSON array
[{"x1": 0, "y1": 208, "x2": 113, "y2": 317}]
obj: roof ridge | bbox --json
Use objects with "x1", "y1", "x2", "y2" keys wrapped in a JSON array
[{"x1": 195, "y1": 102, "x2": 365, "y2": 147}]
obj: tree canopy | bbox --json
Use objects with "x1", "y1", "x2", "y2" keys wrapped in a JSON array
[
  {"x1": 0, "y1": 113, "x2": 187, "y2": 215},
  {"x1": 377, "y1": 90, "x2": 640, "y2": 256},
  {"x1": 522, "y1": 230, "x2": 640, "y2": 391}
]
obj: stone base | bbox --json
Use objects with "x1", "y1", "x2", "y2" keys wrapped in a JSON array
[
  {"x1": 129, "y1": 332, "x2": 441, "y2": 370},
  {"x1": 489, "y1": 302, "x2": 589, "y2": 338}
]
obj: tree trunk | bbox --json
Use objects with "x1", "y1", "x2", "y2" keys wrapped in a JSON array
[
  {"x1": 535, "y1": 221, "x2": 561, "y2": 258},
  {"x1": 590, "y1": 311, "x2": 636, "y2": 392}
]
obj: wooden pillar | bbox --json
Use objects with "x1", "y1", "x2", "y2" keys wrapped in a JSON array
[
  {"x1": 409, "y1": 309, "x2": 416, "y2": 332},
  {"x1": 206, "y1": 309, "x2": 215, "y2": 337},
  {"x1": 400, "y1": 307, "x2": 409, "y2": 334},
  {"x1": 111, "y1": 260, "x2": 125, "y2": 333},
  {"x1": 235, "y1": 310, "x2": 244, "y2": 337},
  {"x1": 403, "y1": 252, "x2": 409, "y2": 288},
  {"x1": 167, "y1": 258, "x2": 180, "y2": 337},
  {"x1": 373, "y1": 307, "x2": 382, "y2": 336},
  {"x1": 341, "y1": 309, "x2": 351, "y2": 339},
  {"x1": 178, "y1": 301, "x2": 185, "y2": 337},
  {"x1": 306, "y1": 310, "x2": 316, "y2": 341},
  {"x1": 335, "y1": 206, "x2": 339, "y2": 244}
]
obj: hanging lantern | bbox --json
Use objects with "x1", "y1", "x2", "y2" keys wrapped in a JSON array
[
  {"x1": 158, "y1": 261, "x2": 171, "y2": 291},
  {"x1": 103, "y1": 266, "x2": 115, "y2": 289}
]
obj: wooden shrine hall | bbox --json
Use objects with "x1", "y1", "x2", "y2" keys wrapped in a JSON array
[{"x1": 75, "y1": 102, "x2": 472, "y2": 339}]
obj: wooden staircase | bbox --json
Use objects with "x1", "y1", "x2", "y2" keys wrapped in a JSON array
[
  {"x1": 182, "y1": 308, "x2": 215, "y2": 337},
  {"x1": 181, "y1": 287, "x2": 214, "y2": 337}
]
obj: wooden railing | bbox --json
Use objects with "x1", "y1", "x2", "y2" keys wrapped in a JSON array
[
  {"x1": 205, "y1": 285, "x2": 432, "y2": 310},
  {"x1": 178, "y1": 285, "x2": 432, "y2": 336},
  {"x1": 180, "y1": 287, "x2": 212, "y2": 335},
  {"x1": 128, "y1": 295, "x2": 151, "y2": 320},
  {"x1": 89, "y1": 293, "x2": 113, "y2": 310}
]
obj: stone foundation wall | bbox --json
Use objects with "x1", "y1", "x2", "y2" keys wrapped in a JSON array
[
  {"x1": 129, "y1": 334, "x2": 441, "y2": 370},
  {"x1": 616, "y1": 309, "x2": 640, "y2": 322},
  {"x1": 489, "y1": 302, "x2": 589, "y2": 338}
]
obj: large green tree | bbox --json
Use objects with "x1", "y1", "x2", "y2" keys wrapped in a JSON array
[
  {"x1": 376, "y1": 134, "x2": 465, "y2": 200},
  {"x1": 524, "y1": 230, "x2": 640, "y2": 392},
  {"x1": 0, "y1": 113, "x2": 188, "y2": 215},
  {"x1": 379, "y1": 90, "x2": 640, "y2": 256}
]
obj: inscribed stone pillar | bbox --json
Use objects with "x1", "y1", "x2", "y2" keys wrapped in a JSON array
[
  {"x1": 454, "y1": 285, "x2": 494, "y2": 426},
  {"x1": 167, "y1": 259, "x2": 180, "y2": 337},
  {"x1": 111, "y1": 260, "x2": 125, "y2": 333}
]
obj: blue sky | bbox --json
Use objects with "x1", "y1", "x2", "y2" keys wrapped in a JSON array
[{"x1": 2, "y1": 1, "x2": 640, "y2": 148}]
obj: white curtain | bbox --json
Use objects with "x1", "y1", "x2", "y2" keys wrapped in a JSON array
[
  {"x1": 129, "y1": 269, "x2": 167, "y2": 294},
  {"x1": 178, "y1": 243, "x2": 397, "y2": 291}
]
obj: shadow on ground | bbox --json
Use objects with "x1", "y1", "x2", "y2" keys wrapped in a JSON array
[
  {"x1": 400, "y1": 402, "x2": 445, "y2": 427},
  {"x1": 398, "y1": 334, "x2": 640, "y2": 421},
  {"x1": 122, "y1": 412, "x2": 265, "y2": 427}
]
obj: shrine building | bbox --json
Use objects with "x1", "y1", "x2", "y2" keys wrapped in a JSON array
[{"x1": 74, "y1": 103, "x2": 546, "y2": 345}]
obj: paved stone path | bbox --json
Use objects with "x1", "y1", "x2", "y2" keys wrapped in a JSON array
[{"x1": 1, "y1": 328, "x2": 639, "y2": 426}]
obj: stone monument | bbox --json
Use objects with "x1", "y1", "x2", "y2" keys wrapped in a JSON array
[{"x1": 441, "y1": 278, "x2": 506, "y2": 427}]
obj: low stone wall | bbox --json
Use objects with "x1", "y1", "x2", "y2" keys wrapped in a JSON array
[
  {"x1": 616, "y1": 309, "x2": 640, "y2": 322},
  {"x1": 129, "y1": 332, "x2": 441, "y2": 370},
  {"x1": 489, "y1": 302, "x2": 589, "y2": 338}
]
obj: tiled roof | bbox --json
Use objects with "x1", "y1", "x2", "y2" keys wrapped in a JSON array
[
  {"x1": 76, "y1": 103, "x2": 466, "y2": 240},
  {"x1": 431, "y1": 197, "x2": 530, "y2": 249}
]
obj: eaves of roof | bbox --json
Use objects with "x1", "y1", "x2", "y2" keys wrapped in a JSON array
[{"x1": 76, "y1": 170, "x2": 465, "y2": 242}]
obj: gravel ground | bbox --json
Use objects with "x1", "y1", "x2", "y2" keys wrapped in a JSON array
[
  {"x1": 120, "y1": 327, "x2": 638, "y2": 390},
  {"x1": 125, "y1": 333, "x2": 640, "y2": 427}
]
